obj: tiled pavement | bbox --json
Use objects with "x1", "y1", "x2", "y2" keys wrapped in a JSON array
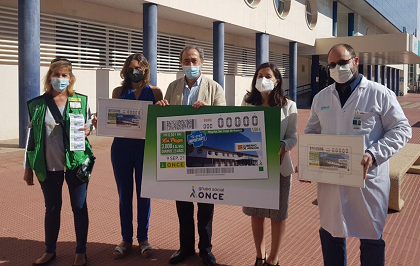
[{"x1": 1, "y1": 94, "x2": 420, "y2": 266}]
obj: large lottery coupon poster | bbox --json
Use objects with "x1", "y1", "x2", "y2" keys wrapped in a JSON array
[
  {"x1": 157, "y1": 111, "x2": 268, "y2": 181},
  {"x1": 141, "y1": 106, "x2": 281, "y2": 209}
]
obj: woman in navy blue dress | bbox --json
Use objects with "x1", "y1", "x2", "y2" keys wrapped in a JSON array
[{"x1": 110, "y1": 53, "x2": 163, "y2": 259}]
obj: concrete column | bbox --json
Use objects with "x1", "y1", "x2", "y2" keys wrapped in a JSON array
[
  {"x1": 311, "y1": 55, "x2": 319, "y2": 101},
  {"x1": 396, "y1": 69, "x2": 400, "y2": 96},
  {"x1": 225, "y1": 75, "x2": 236, "y2": 106},
  {"x1": 332, "y1": 1, "x2": 338, "y2": 37},
  {"x1": 256, "y1": 33, "x2": 269, "y2": 67},
  {"x1": 213, "y1": 21, "x2": 224, "y2": 88},
  {"x1": 380, "y1": 65, "x2": 386, "y2": 85},
  {"x1": 367, "y1": 65, "x2": 372, "y2": 80},
  {"x1": 391, "y1": 68, "x2": 396, "y2": 92},
  {"x1": 96, "y1": 69, "x2": 111, "y2": 100},
  {"x1": 348, "y1": 13, "x2": 355, "y2": 36},
  {"x1": 374, "y1": 65, "x2": 380, "y2": 82},
  {"x1": 289, "y1": 42, "x2": 297, "y2": 102},
  {"x1": 358, "y1": 64, "x2": 364, "y2": 75},
  {"x1": 386, "y1": 67, "x2": 392, "y2": 90},
  {"x1": 143, "y1": 3, "x2": 157, "y2": 86},
  {"x1": 18, "y1": 0, "x2": 40, "y2": 148}
]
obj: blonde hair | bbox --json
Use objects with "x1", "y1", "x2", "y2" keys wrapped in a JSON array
[
  {"x1": 43, "y1": 60, "x2": 76, "y2": 96},
  {"x1": 120, "y1": 53, "x2": 150, "y2": 91}
]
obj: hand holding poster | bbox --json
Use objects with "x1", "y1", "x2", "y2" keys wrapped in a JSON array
[{"x1": 141, "y1": 105, "x2": 281, "y2": 209}]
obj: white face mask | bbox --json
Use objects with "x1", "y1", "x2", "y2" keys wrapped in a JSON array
[
  {"x1": 329, "y1": 64, "x2": 354, "y2": 84},
  {"x1": 255, "y1": 78, "x2": 275, "y2": 93}
]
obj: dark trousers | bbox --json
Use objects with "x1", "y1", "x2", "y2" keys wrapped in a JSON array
[
  {"x1": 111, "y1": 138, "x2": 150, "y2": 243},
  {"x1": 40, "y1": 170, "x2": 89, "y2": 254},
  {"x1": 319, "y1": 227, "x2": 385, "y2": 266},
  {"x1": 176, "y1": 201, "x2": 214, "y2": 254}
]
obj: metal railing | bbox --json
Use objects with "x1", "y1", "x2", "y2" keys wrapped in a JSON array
[{"x1": 284, "y1": 83, "x2": 311, "y2": 96}]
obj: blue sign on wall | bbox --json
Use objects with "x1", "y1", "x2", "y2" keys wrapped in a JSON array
[{"x1": 418, "y1": 40, "x2": 420, "y2": 56}]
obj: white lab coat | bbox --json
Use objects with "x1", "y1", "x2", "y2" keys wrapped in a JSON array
[
  {"x1": 242, "y1": 95, "x2": 298, "y2": 176},
  {"x1": 305, "y1": 76, "x2": 412, "y2": 239}
]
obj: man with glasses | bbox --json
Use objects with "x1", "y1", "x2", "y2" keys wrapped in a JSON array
[{"x1": 304, "y1": 43, "x2": 412, "y2": 266}]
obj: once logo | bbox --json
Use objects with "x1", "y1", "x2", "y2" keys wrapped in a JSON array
[
  {"x1": 190, "y1": 186, "x2": 196, "y2": 198},
  {"x1": 160, "y1": 162, "x2": 185, "y2": 168},
  {"x1": 197, "y1": 192, "x2": 224, "y2": 201}
]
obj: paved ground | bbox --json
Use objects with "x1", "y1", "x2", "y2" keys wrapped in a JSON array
[{"x1": 1, "y1": 93, "x2": 420, "y2": 266}]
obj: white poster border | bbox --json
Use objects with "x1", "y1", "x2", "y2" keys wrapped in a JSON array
[{"x1": 96, "y1": 98, "x2": 152, "y2": 139}]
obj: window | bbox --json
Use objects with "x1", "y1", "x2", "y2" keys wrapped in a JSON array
[
  {"x1": 245, "y1": 0, "x2": 261, "y2": 8},
  {"x1": 305, "y1": 0, "x2": 318, "y2": 29},
  {"x1": 274, "y1": 0, "x2": 291, "y2": 18},
  {"x1": 0, "y1": 5, "x2": 288, "y2": 75},
  {"x1": 80, "y1": 23, "x2": 107, "y2": 67},
  {"x1": 306, "y1": 1, "x2": 312, "y2": 24},
  {"x1": 408, "y1": 64, "x2": 415, "y2": 86}
]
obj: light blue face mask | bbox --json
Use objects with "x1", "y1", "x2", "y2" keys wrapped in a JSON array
[
  {"x1": 51, "y1": 77, "x2": 70, "y2": 92},
  {"x1": 182, "y1": 65, "x2": 201, "y2": 79}
]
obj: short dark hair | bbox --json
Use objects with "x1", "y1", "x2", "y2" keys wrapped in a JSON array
[
  {"x1": 327, "y1": 43, "x2": 356, "y2": 58},
  {"x1": 179, "y1": 46, "x2": 204, "y2": 62}
]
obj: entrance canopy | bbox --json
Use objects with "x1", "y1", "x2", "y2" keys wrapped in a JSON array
[{"x1": 314, "y1": 33, "x2": 420, "y2": 65}]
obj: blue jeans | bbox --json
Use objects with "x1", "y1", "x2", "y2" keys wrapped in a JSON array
[
  {"x1": 319, "y1": 227, "x2": 385, "y2": 266},
  {"x1": 111, "y1": 138, "x2": 151, "y2": 243},
  {"x1": 40, "y1": 170, "x2": 89, "y2": 254}
]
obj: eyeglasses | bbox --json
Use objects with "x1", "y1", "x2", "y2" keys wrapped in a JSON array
[
  {"x1": 327, "y1": 57, "x2": 353, "y2": 69},
  {"x1": 51, "y1": 57, "x2": 72, "y2": 66}
]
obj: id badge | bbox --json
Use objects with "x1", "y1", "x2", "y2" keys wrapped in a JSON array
[
  {"x1": 352, "y1": 115, "x2": 362, "y2": 130},
  {"x1": 353, "y1": 110, "x2": 369, "y2": 130},
  {"x1": 70, "y1": 101, "x2": 82, "y2": 109}
]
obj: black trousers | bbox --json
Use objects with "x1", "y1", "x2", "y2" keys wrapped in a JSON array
[{"x1": 176, "y1": 201, "x2": 214, "y2": 254}]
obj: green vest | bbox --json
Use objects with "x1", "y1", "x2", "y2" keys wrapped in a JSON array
[{"x1": 26, "y1": 93, "x2": 94, "y2": 182}]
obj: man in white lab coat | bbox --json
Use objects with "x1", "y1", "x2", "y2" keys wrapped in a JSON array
[{"x1": 305, "y1": 43, "x2": 412, "y2": 266}]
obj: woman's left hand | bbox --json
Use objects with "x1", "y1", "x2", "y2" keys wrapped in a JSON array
[
  {"x1": 278, "y1": 142, "x2": 286, "y2": 165},
  {"x1": 79, "y1": 126, "x2": 91, "y2": 137}
]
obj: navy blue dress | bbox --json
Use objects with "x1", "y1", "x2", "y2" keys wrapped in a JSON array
[{"x1": 111, "y1": 85, "x2": 156, "y2": 243}]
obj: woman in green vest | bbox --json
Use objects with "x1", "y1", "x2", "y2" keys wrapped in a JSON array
[{"x1": 23, "y1": 58, "x2": 93, "y2": 266}]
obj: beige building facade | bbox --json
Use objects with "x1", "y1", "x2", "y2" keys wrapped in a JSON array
[{"x1": 1, "y1": 0, "x2": 419, "y2": 140}]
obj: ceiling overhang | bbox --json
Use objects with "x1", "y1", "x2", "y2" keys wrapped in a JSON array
[{"x1": 312, "y1": 33, "x2": 420, "y2": 65}]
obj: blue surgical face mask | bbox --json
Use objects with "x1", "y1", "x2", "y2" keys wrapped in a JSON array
[
  {"x1": 51, "y1": 77, "x2": 69, "y2": 92},
  {"x1": 182, "y1": 65, "x2": 201, "y2": 79}
]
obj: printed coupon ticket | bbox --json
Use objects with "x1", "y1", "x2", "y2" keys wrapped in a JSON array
[
  {"x1": 156, "y1": 111, "x2": 268, "y2": 181},
  {"x1": 69, "y1": 113, "x2": 85, "y2": 151},
  {"x1": 97, "y1": 98, "x2": 153, "y2": 139},
  {"x1": 298, "y1": 134, "x2": 365, "y2": 187}
]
